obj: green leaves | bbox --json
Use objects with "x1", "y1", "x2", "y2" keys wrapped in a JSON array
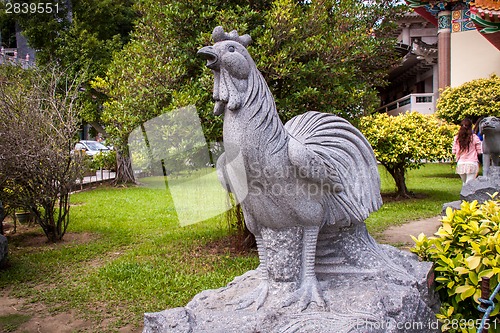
[
  {"x1": 411, "y1": 198, "x2": 500, "y2": 331},
  {"x1": 86, "y1": 0, "x2": 406, "y2": 181},
  {"x1": 253, "y1": 0, "x2": 404, "y2": 121},
  {"x1": 359, "y1": 111, "x2": 458, "y2": 196},
  {"x1": 436, "y1": 74, "x2": 500, "y2": 123}
]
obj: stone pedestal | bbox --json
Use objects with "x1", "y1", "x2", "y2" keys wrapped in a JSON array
[
  {"x1": 143, "y1": 226, "x2": 439, "y2": 333},
  {"x1": 460, "y1": 166, "x2": 500, "y2": 203}
]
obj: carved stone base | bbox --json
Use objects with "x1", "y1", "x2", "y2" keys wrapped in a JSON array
[
  {"x1": 143, "y1": 229, "x2": 439, "y2": 333},
  {"x1": 460, "y1": 166, "x2": 500, "y2": 203}
]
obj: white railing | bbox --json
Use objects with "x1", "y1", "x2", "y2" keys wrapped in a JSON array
[{"x1": 376, "y1": 93, "x2": 436, "y2": 116}]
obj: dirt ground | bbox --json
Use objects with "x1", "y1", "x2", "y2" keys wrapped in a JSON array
[
  {"x1": 0, "y1": 222, "x2": 142, "y2": 333},
  {"x1": 0, "y1": 287, "x2": 141, "y2": 333},
  {"x1": 377, "y1": 215, "x2": 442, "y2": 250},
  {"x1": 0, "y1": 292, "x2": 95, "y2": 333}
]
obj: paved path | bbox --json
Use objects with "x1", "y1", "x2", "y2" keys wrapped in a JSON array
[{"x1": 377, "y1": 215, "x2": 442, "y2": 250}]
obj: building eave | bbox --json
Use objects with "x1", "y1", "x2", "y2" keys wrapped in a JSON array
[{"x1": 407, "y1": 0, "x2": 500, "y2": 50}]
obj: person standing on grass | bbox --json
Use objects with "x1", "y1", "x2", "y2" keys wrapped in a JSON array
[{"x1": 452, "y1": 118, "x2": 483, "y2": 184}]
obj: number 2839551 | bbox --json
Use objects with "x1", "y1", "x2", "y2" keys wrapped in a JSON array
[{"x1": 5, "y1": 2, "x2": 60, "y2": 14}]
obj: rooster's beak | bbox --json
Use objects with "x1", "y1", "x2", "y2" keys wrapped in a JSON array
[{"x1": 197, "y1": 46, "x2": 219, "y2": 70}]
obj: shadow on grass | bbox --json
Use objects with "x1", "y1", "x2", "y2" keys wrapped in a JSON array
[
  {"x1": 0, "y1": 314, "x2": 31, "y2": 332},
  {"x1": 420, "y1": 188, "x2": 460, "y2": 202},
  {"x1": 422, "y1": 172, "x2": 459, "y2": 179}
]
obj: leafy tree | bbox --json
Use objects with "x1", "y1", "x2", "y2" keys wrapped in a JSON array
[
  {"x1": 359, "y1": 111, "x2": 458, "y2": 198},
  {"x1": 95, "y1": 0, "x2": 406, "y2": 183},
  {"x1": 6, "y1": 0, "x2": 137, "y2": 135},
  {"x1": 436, "y1": 74, "x2": 500, "y2": 124},
  {"x1": 0, "y1": 64, "x2": 85, "y2": 242},
  {"x1": 0, "y1": 8, "x2": 17, "y2": 48},
  {"x1": 253, "y1": 0, "x2": 405, "y2": 122},
  {"x1": 12, "y1": 0, "x2": 135, "y2": 71}
]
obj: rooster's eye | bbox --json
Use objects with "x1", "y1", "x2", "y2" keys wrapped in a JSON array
[{"x1": 228, "y1": 46, "x2": 235, "y2": 52}]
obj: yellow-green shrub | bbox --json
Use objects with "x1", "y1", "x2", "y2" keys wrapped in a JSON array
[
  {"x1": 91, "y1": 150, "x2": 117, "y2": 171},
  {"x1": 359, "y1": 111, "x2": 458, "y2": 197},
  {"x1": 436, "y1": 74, "x2": 500, "y2": 124},
  {"x1": 411, "y1": 199, "x2": 500, "y2": 332}
]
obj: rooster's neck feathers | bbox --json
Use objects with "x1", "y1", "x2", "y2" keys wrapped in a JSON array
[{"x1": 240, "y1": 70, "x2": 287, "y2": 155}]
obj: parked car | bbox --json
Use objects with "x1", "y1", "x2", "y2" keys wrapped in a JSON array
[{"x1": 74, "y1": 140, "x2": 110, "y2": 157}]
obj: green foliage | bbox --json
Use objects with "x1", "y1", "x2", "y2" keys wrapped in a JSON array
[
  {"x1": 436, "y1": 75, "x2": 500, "y2": 124},
  {"x1": 360, "y1": 111, "x2": 457, "y2": 167},
  {"x1": 253, "y1": 0, "x2": 405, "y2": 121},
  {"x1": 14, "y1": 0, "x2": 135, "y2": 72},
  {"x1": 0, "y1": 314, "x2": 31, "y2": 333},
  {"x1": 94, "y1": 0, "x2": 405, "y2": 182},
  {"x1": 8, "y1": 0, "x2": 137, "y2": 132},
  {"x1": 411, "y1": 199, "x2": 500, "y2": 332},
  {"x1": 93, "y1": 1, "x2": 259, "y2": 147},
  {"x1": 359, "y1": 111, "x2": 458, "y2": 196},
  {"x1": 91, "y1": 151, "x2": 117, "y2": 171},
  {"x1": 0, "y1": 3, "x2": 17, "y2": 48}
]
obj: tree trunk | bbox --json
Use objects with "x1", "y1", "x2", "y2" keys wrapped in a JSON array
[
  {"x1": 384, "y1": 164, "x2": 412, "y2": 198},
  {"x1": 226, "y1": 195, "x2": 255, "y2": 250},
  {"x1": 114, "y1": 148, "x2": 136, "y2": 184}
]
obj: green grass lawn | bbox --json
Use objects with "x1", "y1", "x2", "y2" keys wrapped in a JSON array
[
  {"x1": 367, "y1": 162, "x2": 462, "y2": 233},
  {"x1": 0, "y1": 163, "x2": 462, "y2": 331}
]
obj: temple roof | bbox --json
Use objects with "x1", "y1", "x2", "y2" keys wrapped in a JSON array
[
  {"x1": 471, "y1": 0, "x2": 500, "y2": 11},
  {"x1": 469, "y1": 1, "x2": 500, "y2": 49},
  {"x1": 407, "y1": 0, "x2": 500, "y2": 49}
]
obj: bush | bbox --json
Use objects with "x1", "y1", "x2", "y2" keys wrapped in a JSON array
[
  {"x1": 411, "y1": 199, "x2": 500, "y2": 332},
  {"x1": 436, "y1": 74, "x2": 500, "y2": 124},
  {"x1": 91, "y1": 150, "x2": 117, "y2": 171},
  {"x1": 359, "y1": 111, "x2": 458, "y2": 197},
  {"x1": 0, "y1": 65, "x2": 84, "y2": 242}
]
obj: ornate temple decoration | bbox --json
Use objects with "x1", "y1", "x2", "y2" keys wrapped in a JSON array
[
  {"x1": 470, "y1": 1, "x2": 500, "y2": 33},
  {"x1": 407, "y1": 0, "x2": 500, "y2": 49},
  {"x1": 412, "y1": 39, "x2": 439, "y2": 64},
  {"x1": 452, "y1": 8, "x2": 476, "y2": 32}
]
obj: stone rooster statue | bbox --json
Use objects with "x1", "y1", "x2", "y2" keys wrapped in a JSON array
[
  {"x1": 142, "y1": 27, "x2": 438, "y2": 333},
  {"x1": 198, "y1": 26, "x2": 382, "y2": 311}
]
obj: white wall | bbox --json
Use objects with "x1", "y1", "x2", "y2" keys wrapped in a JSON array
[{"x1": 451, "y1": 30, "x2": 500, "y2": 87}]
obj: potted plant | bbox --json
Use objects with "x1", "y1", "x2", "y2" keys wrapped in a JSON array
[{"x1": 15, "y1": 210, "x2": 32, "y2": 224}]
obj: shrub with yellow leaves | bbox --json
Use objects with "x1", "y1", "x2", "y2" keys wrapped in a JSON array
[
  {"x1": 436, "y1": 74, "x2": 500, "y2": 124},
  {"x1": 411, "y1": 198, "x2": 500, "y2": 332},
  {"x1": 359, "y1": 111, "x2": 458, "y2": 197}
]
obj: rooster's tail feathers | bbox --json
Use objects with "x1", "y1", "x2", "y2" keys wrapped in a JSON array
[{"x1": 284, "y1": 111, "x2": 382, "y2": 226}]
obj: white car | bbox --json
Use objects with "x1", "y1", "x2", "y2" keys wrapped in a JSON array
[{"x1": 74, "y1": 140, "x2": 110, "y2": 157}]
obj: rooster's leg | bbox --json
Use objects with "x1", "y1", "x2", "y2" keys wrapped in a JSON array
[
  {"x1": 231, "y1": 235, "x2": 269, "y2": 310},
  {"x1": 283, "y1": 226, "x2": 326, "y2": 311}
]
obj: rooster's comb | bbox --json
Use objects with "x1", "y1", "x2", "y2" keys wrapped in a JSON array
[{"x1": 212, "y1": 26, "x2": 252, "y2": 47}]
